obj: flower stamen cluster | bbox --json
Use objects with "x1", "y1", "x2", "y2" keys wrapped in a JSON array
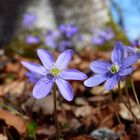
[
  {"x1": 110, "y1": 64, "x2": 119, "y2": 74},
  {"x1": 51, "y1": 67, "x2": 61, "y2": 76}
]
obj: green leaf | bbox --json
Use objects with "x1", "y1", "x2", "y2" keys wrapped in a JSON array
[
  {"x1": 61, "y1": 122, "x2": 69, "y2": 129},
  {"x1": 27, "y1": 121, "x2": 37, "y2": 138}
]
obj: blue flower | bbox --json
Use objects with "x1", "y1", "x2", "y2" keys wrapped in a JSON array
[
  {"x1": 127, "y1": 40, "x2": 140, "y2": 54},
  {"x1": 25, "y1": 71, "x2": 43, "y2": 83},
  {"x1": 92, "y1": 36, "x2": 105, "y2": 46},
  {"x1": 58, "y1": 40, "x2": 73, "y2": 51},
  {"x1": 84, "y1": 42, "x2": 140, "y2": 90},
  {"x1": 22, "y1": 13, "x2": 36, "y2": 28},
  {"x1": 21, "y1": 49, "x2": 87, "y2": 101},
  {"x1": 59, "y1": 24, "x2": 78, "y2": 38},
  {"x1": 99, "y1": 28, "x2": 114, "y2": 41},
  {"x1": 91, "y1": 28, "x2": 114, "y2": 46},
  {"x1": 25, "y1": 35, "x2": 40, "y2": 44},
  {"x1": 130, "y1": 40, "x2": 139, "y2": 47},
  {"x1": 44, "y1": 30, "x2": 60, "y2": 49}
]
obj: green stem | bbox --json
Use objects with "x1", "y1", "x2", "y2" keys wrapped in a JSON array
[
  {"x1": 118, "y1": 82, "x2": 138, "y2": 122},
  {"x1": 130, "y1": 76, "x2": 140, "y2": 114},
  {"x1": 53, "y1": 84, "x2": 60, "y2": 140}
]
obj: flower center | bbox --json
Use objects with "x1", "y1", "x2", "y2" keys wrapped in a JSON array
[
  {"x1": 110, "y1": 64, "x2": 119, "y2": 74},
  {"x1": 51, "y1": 67, "x2": 60, "y2": 76},
  {"x1": 134, "y1": 48, "x2": 140, "y2": 52}
]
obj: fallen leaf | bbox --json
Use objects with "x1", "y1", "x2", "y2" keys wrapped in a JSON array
[
  {"x1": 88, "y1": 95, "x2": 110, "y2": 104},
  {"x1": 0, "y1": 134, "x2": 8, "y2": 140},
  {"x1": 100, "y1": 114, "x2": 114, "y2": 128},
  {"x1": 25, "y1": 95, "x2": 54, "y2": 115},
  {"x1": 37, "y1": 125, "x2": 55, "y2": 136},
  {"x1": 119, "y1": 98, "x2": 140, "y2": 120},
  {"x1": 6, "y1": 62, "x2": 21, "y2": 73},
  {"x1": 79, "y1": 61, "x2": 89, "y2": 70},
  {"x1": 132, "y1": 71, "x2": 140, "y2": 81},
  {"x1": 90, "y1": 86, "x2": 109, "y2": 95},
  {"x1": 75, "y1": 97, "x2": 88, "y2": 106},
  {"x1": 0, "y1": 81, "x2": 26, "y2": 97},
  {"x1": 0, "y1": 109, "x2": 27, "y2": 134},
  {"x1": 69, "y1": 135, "x2": 97, "y2": 140},
  {"x1": 90, "y1": 82, "x2": 125, "y2": 95},
  {"x1": 62, "y1": 103, "x2": 72, "y2": 111},
  {"x1": 120, "y1": 136, "x2": 131, "y2": 140},
  {"x1": 73, "y1": 105, "x2": 93, "y2": 117}
]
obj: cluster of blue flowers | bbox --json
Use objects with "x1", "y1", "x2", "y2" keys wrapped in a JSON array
[
  {"x1": 21, "y1": 13, "x2": 40, "y2": 45},
  {"x1": 22, "y1": 13, "x2": 116, "y2": 52},
  {"x1": 25, "y1": 35, "x2": 40, "y2": 45},
  {"x1": 91, "y1": 28, "x2": 114, "y2": 46},
  {"x1": 45, "y1": 24, "x2": 78, "y2": 51},
  {"x1": 22, "y1": 13, "x2": 36, "y2": 29},
  {"x1": 22, "y1": 41, "x2": 140, "y2": 101},
  {"x1": 44, "y1": 24, "x2": 81, "y2": 51},
  {"x1": 22, "y1": 13, "x2": 83, "y2": 50}
]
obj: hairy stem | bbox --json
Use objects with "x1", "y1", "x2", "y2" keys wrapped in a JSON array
[
  {"x1": 125, "y1": 83, "x2": 137, "y2": 124},
  {"x1": 118, "y1": 82, "x2": 138, "y2": 122},
  {"x1": 53, "y1": 84, "x2": 60, "y2": 140},
  {"x1": 110, "y1": 91, "x2": 122, "y2": 125},
  {"x1": 130, "y1": 76, "x2": 140, "y2": 114}
]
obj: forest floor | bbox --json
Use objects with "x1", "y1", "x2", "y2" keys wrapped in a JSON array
[{"x1": 0, "y1": 47, "x2": 140, "y2": 140}]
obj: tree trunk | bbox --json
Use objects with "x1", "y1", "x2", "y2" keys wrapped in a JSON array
[
  {"x1": 0, "y1": 0, "x2": 29, "y2": 47},
  {"x1": 50, "y1": 0, "x2": 110, "y2": 31}
]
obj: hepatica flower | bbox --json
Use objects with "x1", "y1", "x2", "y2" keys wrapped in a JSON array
[
  {"x1": 21, "y1": 49, "x2": 87, "y2": 101},
  {"x1": 84, "y1": 42, "x2": 140, "y2": 90},
  {"x1": 127, "y1": 40, "x2": 140, "y2": 54},
  {"x1": 59, "y1": 24, "x2": 78, "y2": 38},
  {"x1": 130, "y1": 40, "x2": 139, "y2": 47},
  {"x1": 44, "y1": 30, "x2": 60, "y2": 49},
  {"x1": 92, "y1": 36, "x2": 105, "y2": 46},
  {"x1": 25, "y1": 71, "x2": 43, "y2": 83},
  {"x1": 25, "y1": 35, "x2": 40, "y2": 44},
  {"x1": 22, "y1": 13, "x2": 36, "y2": 28},
  {"x1": 99, "y1": 28, "x2": 114, "y2": 41},
  {"x1": 58, "y1": 40, "x2": 73, "y2": 51},
  {"x1": 92, "y1": 28, "x2": 114, "y2": 46}
]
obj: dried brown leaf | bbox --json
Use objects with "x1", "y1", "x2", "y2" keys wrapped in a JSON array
[
  {"x1": 75, "y1": 97, "x2": 88, "y2": 106},
  {"x1": 73, "y1": 105, "x2": 93, "y2": 117},
  {"x1": 69, "y1": 135, "x2": 97, "y2": 140},
  {"x1": 0, "y1": 81, "x2": 25, "y2": 97},
  {"x1": 90, "y1": 86, "x2": 109, "y2": 95},
  {"x1": 0, "y1": 134, "x2": 8, "y2": 140},
  {"x1": 0, "y1": 109, "x2": 27, "y2": 134},
  {"x1": 119, "y1": 98, "x2": 140, "y2": 120},
  {"x1": 132, "y1": 71, "x2": 140, "y2": 81}
]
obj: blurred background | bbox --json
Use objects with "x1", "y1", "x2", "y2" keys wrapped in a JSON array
[
  {"x1": 1, "y1": 0, "x2": 140, "y2": 139},
  {"x1": 0, "y1": 0, "x2": 140, "y2": 53}
]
